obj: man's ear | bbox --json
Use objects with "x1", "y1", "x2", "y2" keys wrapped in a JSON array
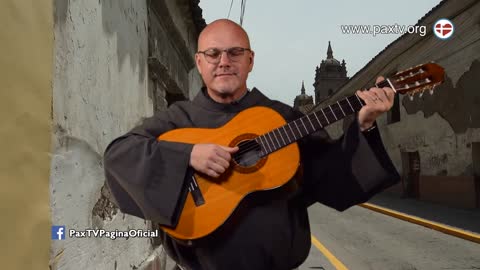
[
  {"x1": 248, "y1": 51, "x2": 255, "y2": 71},
  {"x1": 195, "y1": 53, "x2": 203, "y2": 74}
]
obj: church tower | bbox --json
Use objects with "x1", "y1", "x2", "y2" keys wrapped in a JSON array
[
  {"x1": 293, "y1": 80, "x2": 314, "y2": 113},
  {"x1": 313, "y1": 41, "x2": 349, "y2": 104}
]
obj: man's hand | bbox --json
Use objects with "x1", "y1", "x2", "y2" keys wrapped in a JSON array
[
  {"x1": 190, "y1": 144, "x2": 239, "y2": 178},
  {"x1": 356, "y1": 76, "x2": 395, "y2": 131}
]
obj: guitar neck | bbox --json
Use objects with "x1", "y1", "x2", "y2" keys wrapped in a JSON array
[{"x1": 256, "y1": 80, "x2": 392, "y2": 156}]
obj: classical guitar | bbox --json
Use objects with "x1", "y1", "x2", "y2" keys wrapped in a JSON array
[{"x1": 158, "y1": 62, "x2": 445, "y2": 241}]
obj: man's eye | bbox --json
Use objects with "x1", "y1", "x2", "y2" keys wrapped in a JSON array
[
  {"x1": 229, "y1": 49, "x2": 244, "y2": 56},
  {"x1": 205, "y1": 50, "x2": 220, "y2": 57}
]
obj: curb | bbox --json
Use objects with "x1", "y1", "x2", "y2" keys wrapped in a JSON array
[{"x1": 359, "y1": 203, "x2": 480, "y2": 244}]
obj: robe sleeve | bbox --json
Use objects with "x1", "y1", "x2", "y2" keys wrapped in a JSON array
[
  {"x1": 103, "y1": 104, "x2": 194, "y2": 226},
  {"x1": 299, "y1": 117, "x2": 400, "y2": 211}
]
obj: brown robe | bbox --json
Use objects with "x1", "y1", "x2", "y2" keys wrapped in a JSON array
[{"x1": 103, "y1": 87, "x2": 400, "y2": 270}]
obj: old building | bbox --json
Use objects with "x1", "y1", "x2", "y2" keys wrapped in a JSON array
[
  {"x1": 293, "y1": 81, "x2": 314, "y2": 114},
  {"x1": 50, "y1": 0, "x2": 205, "y2": 269},
  {"x1": 313, "y1": 41, "x2": 349, "y2": 104},
  {"x1": 310, "y1": 0, "x2": 480, "y2": 208}
]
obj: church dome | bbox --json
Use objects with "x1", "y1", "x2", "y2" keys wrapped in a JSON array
[
  {"x1": 324, "y1": 57, "x2": 341, "y2": 66},
  {"x1": 294, "y1": 81, "x2": 313, "y2": 109}
]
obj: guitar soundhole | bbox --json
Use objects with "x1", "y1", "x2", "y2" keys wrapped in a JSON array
[{"x1": 233, "y1": 139, "x2": 261, "y2": 167}]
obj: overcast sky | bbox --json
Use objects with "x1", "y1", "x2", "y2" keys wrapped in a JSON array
[{"x1": 198, "y1": 0, "x2": 443, "y2": 105}]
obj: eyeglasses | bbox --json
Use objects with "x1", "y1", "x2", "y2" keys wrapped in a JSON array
[{"x1": 197, "y1": 47, "x2": 252, "y2": 64}]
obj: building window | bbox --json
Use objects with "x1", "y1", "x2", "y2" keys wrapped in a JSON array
[{"x1": 387, "y1": 94, "x2": 400, "y2": 124}]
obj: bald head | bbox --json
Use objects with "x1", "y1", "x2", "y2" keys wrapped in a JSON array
[
  {"x1": 195, "y1": 19, "x2": 254, "y2": 104},
  {"x1": 198, "y1": 19, "x2": 251, "y2": 51}
]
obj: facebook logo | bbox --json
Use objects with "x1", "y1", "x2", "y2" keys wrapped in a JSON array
[{"x1": 52, "y1": 226, "x2": 66, "y2": 240}]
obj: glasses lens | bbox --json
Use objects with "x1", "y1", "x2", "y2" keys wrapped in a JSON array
[
  {"x1": 204, "y1": 49, "x2": 221, "y2": 63},
  {"x1": 227, "y1": 47, "x2": 246, "y2": 59},
  {"x1": 201, "y1": 47, "x2": 249, "y2": 63}
]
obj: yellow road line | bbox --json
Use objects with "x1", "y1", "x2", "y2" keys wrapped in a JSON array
[
  {"x1": 360, "y1": 203, "x2": 480, "y2": 244},
  {"x1": 311, "y1": 235, "x2": 349, "y2": 270}
]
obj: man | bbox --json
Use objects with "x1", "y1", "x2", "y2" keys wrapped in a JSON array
[{"x1": 104, "y1": 19, "x2": 399, "y2": 270}]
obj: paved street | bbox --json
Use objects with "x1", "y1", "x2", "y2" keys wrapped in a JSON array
[{"x1": 299, "y1": 201, "x2": 480, "y2": 270}]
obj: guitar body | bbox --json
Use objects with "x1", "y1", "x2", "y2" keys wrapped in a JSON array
[{"x1": 158, "y1": 106, "x2": 300, "y2": 240}]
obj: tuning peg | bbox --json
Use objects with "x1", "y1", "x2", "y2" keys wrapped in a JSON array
[
  {"x1": 429, "y1": 89, "x2": 434, "y2": 95},
  {"x1": 419, "y1": 91, "x2": 424, "y2": 98},
  {"x1": 409, "y1": 94, "x2": 414, "y2": 101}
]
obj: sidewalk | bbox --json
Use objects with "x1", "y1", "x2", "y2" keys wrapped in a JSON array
[{"x1": 366, "y1": 193, "x2": 480, "y2": 236}]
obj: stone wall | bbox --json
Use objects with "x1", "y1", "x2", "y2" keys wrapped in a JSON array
[{"x1": 50, "y1": 0, "x2": 204, "y2": 268}]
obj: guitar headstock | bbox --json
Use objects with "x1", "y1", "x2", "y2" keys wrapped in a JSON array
[{"x1": 389, "y1": 62, "x2": 445, "y2": 99}]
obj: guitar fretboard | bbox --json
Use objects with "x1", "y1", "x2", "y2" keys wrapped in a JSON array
[{"x1": 255, "y1": 80, "x2": 391, "y2": 156}]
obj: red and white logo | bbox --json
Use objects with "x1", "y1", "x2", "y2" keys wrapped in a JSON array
[{"x1": 433, "y1": 19, "x2": 454, "y2": 39}]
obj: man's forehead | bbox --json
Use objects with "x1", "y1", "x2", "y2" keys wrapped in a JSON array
[
  {"x1": 198, "y1": 38, "x2": 249, "y2": 51},
  {"x1": 198, "y1": 21, "x2": 250, "y2": 48}
]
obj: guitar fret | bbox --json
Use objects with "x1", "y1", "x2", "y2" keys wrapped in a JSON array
[
  {"x1": 258, "y1": 92, "x2": 373, "y2": 155},
  {"x1": 277, "y1": 128, "x2": 286, "y2": 146},
  {"x1": 267, "y1": 132, "x2": 276, "y2": 150},
  {"x1": 262, "y1": 135, "x2": 272, "y2": 153},
  {"x1": 299, "y1": 117, "x2": 309, "y2": 133},
  {"x1": 272, "y1": 129, "x2": 281, "y2": 148},
  {"x1": 313, "y1": 112, "x2": 323, "y2": 128},
  {"x1": 282, "y1": 126, "x2": 291, "y2": 142},
  {"x1": 288, "y1": 123, "x2": 297, "y2": 140},
  {"x1": 260, "y1": 135, "x2": 267, "y2": 153},
  {"x1": 321, "y1": 109, "x2": 330, "y2": 124},
  {"x1": 329, "y1": 105, "x2": 338, "y2": 121},
  {"x1": 294, "y1": 120, "x2": 303, "y2": 137},
  {"x1": 337, "y1": 101, "x2": 346, "y2": 116},
  {"x1": 355, "y1": 93, "x2": 364, "y2": 107},
  {"x1": 257, "y1": 93, "x2": 368, "y2": 156},
  {"x1": 306, "y1": 115, "x2": 315, "y2": 131},
  {"x1": 346, "y1": 97, "x2": 354, "y2": 113}
]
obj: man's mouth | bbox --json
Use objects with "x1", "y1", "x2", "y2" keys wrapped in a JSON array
[{"x1": 215, "y1": 73, "x2": 235, "y2": 77}]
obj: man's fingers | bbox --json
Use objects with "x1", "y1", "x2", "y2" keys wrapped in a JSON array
[
  {"x1": 206, "y1": 169, "x2": 219, "y2": 178},
  {"x1": 384, "y1": 87, "x2": 395, "y2": 102},
  {"x1": 215, "y1": 148, "x2": 233, "y2": 162},
  {"x1": 208, "y1": 160, "x2": 226, "y2": 174},
  {"x1": 217, "y1": 145, "x2": 239, "y2": 161},
  {"x1": 214, "y1": 157, "x2": 230, "y2": 169},
  {"x1": 376, "y1": 76, "x2": 384, "y2": 84},
  {"x1": 356, "y1": 90, "x2": 368, "y2": 101},
  {"x1": 357, "y1": 90, "x2": 376, "y2": 104},
  {"x1": 372, "y1": 88, "x2": 388, "y2": 102},
  {"x1": 220, "y1": 145, "x2": 239, "y2": 153}
]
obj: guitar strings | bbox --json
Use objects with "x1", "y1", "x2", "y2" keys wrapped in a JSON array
[
  {"x1": 224, "y1": 75, "x2": 435, "y2": 169},
  {"x1": 233, "y1": 95, "x2": 363, "y2": 158},
  {"x1": 230, "y1": 79, "x2": 428, "y2": 165},
  {"x1": 232, "y1": 86, "x2": 403, "y2": 159},
  {"x1": 232, "y1": 103, "x2": 352, "y2": 159},
  {"x1": 232, "y1": 103, "x2": 351, "y2": 160}
]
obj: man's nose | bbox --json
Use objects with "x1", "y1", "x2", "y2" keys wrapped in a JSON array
[{"x1": 218, "y1": 51, "x2": 232, "y2": 66}]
